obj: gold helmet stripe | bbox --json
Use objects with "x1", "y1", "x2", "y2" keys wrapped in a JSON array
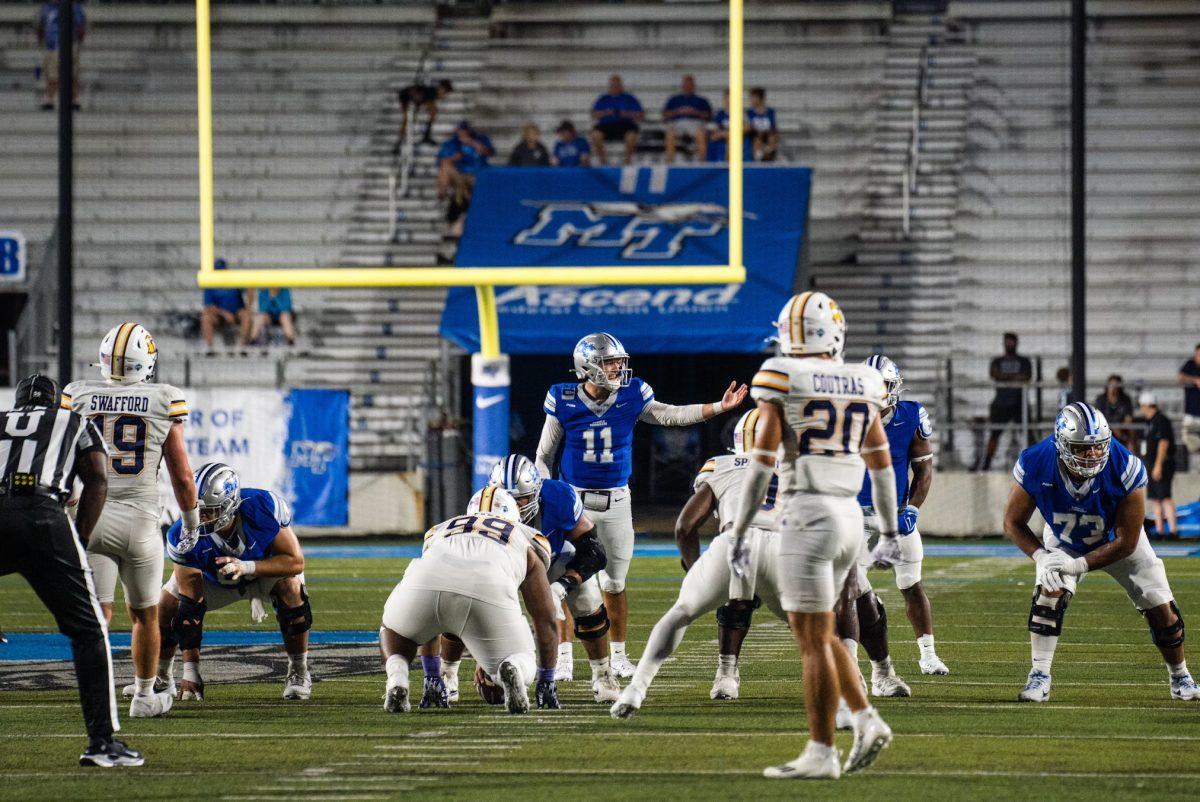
[
  {"x1": 789, "y1": 292, "x2": 813, "y2": 347},
  {"x1": 479, "y1": 485, "x2": 496, "y2": 512},
  {"x1": 741, "y1": 408, "x2": 761, "y2": 451},
  {"x1": 111, "y1": 322, "x2": 137, "y2": 380}
]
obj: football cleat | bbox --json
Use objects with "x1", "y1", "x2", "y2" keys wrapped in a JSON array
[
  {"x1": 1018, "y1": 671, "x2": 1052, "y2": 702},
  {"x1": 179, "y1": 677, "x2": 204, "y2": 702},
  {"x1": 871, "y1": 672, "x2": 912, "y2": 698},
  {"x1": 763, "y1": 742, "x2": 841, "y2": 780},
  {"x1": 835, "y1": 699, "x2": 853, "y2": 731},
  {"x1": 610, "y1": 683, "x2": 645, "y2": 720},
  {"x1": 536, "y1": 678, "x2": 563, "y2": 710},
  {"x1": 592, "y1": 669, "x2": 621, "y2": 703},
  {"x1": 498, "y1": 659, "x2": 530, "y2": 714},
  {"x1": 919, "y1": 655, "x2": 950, "y2": 675},
  {"x1": 610, "y1": 653, "x2": 637, "y2": 679},
  {"x1": 844, "y1": 708, "x2": 892, "y2": 774},
  {"x1": 282, "y1": 670, "x2": 312, "y2": 701},
  {"x1": 122, "y1": 677, "x2": 175, "y2": 699},
  {"x1": 419, "y1": 675, "x2": 450, "y2": 709},
  {"x1": 553, "y1": 658, "x2": 574, "y2": 682},
  {"x1": 710, "y1": 668, "x2": 740, "y2": 700},
  {"x1": 444, "y1": 667, "x2": 460, "y2": 703},
  {"x1": 383, "y1": 684, "x2": 410, "y2": 713},
  {"x1": 80, "y1": 739, "x2": 145, "y2": 768},
  {"x1": 128, "y1": 689, "x2": 174, "y2": 718},
  {"x1": 1170, "y1": 673, "x2": 1200, "y2": 701}
]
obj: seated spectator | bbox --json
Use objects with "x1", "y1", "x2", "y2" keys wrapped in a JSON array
[
  {"x1": 1179, "y1": 343, "x2": 1200, "y2": 465},
  {"x1": 37, "y1": 0, "x2": 85, "y2": 111},
  {"x1": 706, "y1": 89, "x2": 753, "y2": 163},
  {"x1": 200, "y1": 258, "x2": 250, "y2": 355},
  {"x1": 1094, "y1": 374, "x2": 1135, "y2": 447},
  {"x1": 1140, "y1": 392, "x2": 1177, "y2": 537},
  {"x1": 1055, "y1": 366, "x2": 1079, "y2": 410},
  {"x1": 590, "y1": 74, "x2": 643, "y2": 165},
  {"x1": 661, "y1": 74, "x2": 711, "y2": 163},
  {"x1": 437, "y1": 120, "x2": 494, "y2": 233},
  {"x1": 508, "y1": 123, "x2": 550, "y2": 166},
  {"x1": 747, "y1": 87, "x2": 779, "y2": 161},
  {"x1": 395, "y1": 78, "x2": 453, "y2": 152},
  {"x1": 249, "y1": 288, "x2": 296, "y2": 348},
  {"x1": 552, "y1": 120, "x2": 591, "y2": 167}
]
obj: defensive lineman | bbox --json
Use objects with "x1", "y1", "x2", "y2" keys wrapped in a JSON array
[
  {"x1": 1004, "y1": 402, "x2": 1200, "y2": 702},
  {"x1": 64, "y1": 322, "x2": 198, "y2": 718},
  {"x1": 380, "y1": 487, "x2": 562, "y2": 713},
  {"x1": 730, "y1": 291, "x2": 896, "y2": 779},
  {"x1": 536, "y1": 332, "x2": 746, "y2": 677}
]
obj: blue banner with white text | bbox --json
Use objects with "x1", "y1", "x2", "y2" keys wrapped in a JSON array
[
  {"x1": 439, "y1": 166, "x2": 810, "y2": 354},
  {"x1": 284, "y1": 389, "x2": 350, "y2": 526}
]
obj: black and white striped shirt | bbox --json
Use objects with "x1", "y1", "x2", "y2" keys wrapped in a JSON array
[{"x1": 0, "y1": 405, "x2": 107, "y2": 500}]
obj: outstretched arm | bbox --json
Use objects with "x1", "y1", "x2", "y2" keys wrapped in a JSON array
[{"x1": 638, "y1": 381, "x2": 748, "y2": 426}]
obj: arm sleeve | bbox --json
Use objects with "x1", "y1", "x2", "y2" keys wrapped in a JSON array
[
  {"x1": 535, "y1": 415, "x2": 564, "y2": 477},
  {"x1": 638, "y1": 399, "x2": 706, "y2": 426},
  {"x1": 869, "y1": 466, "x2": 899, "y2": 535}
]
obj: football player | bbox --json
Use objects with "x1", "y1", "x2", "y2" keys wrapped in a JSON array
[
  {"x1": 610, "y1": 409, "x2": 788, "y2": 718},
  {"x1": 1004, "y1": 402, "x2": 1200, "y2": 702},
  {"x1": 64, "y1": 322, "x2": 199, "y2": 718},
  {"x1": 380, "y1": 487, "x2": 562, "y2": 714},
  {"x1": 536, "y1": 332, "x2": 746, "y2": 677},
  {"x1": 156, "y1": 463, "x2": 312, "y2": 701},
  {"x1": 730, "y1": 291, "x2": 895, "y2": 779}
]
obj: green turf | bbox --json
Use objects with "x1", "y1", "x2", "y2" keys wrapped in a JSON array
[{"x1": 3, "y1": 549, "x2": 1200, "y2": 800}]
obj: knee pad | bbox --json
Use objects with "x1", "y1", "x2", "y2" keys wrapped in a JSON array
[
  {"x1": 1028, "y1": 586, "x2": 1071, "y2": 636},
  {"x1": 274, "y1": 587, "x2": 313, "y2": 638},
  {"x1": 173, "y1": 594, "x2": 207, "y2": 650},
  {"x1": 715, "y1": 596, "x2": 761, "y2": 632},
  {"x1": 1146, "y1": 600, "x2": 1184, "y2": 649},
  {"x1": 599, "y1": 571, "x2": 625, "y2": 595},
  {"x1": 858, "y1": 593, "x2": 888, "y2": 642},
  {"x1": 573, "y1": 605, "x2": 610, "y2": 641}
]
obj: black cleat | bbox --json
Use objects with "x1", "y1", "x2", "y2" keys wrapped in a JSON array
[
  {"x1": 419, "y1": 675, "x2": 450, "y2": 709},
  {"x1": 80, "y1": 739, "x2": 145, "y2": 768},
  {"x1": 536, "y1": 678, "x2": 563, "y2": 710}
]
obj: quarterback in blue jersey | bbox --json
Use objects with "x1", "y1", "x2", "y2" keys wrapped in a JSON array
[
  {"x1": 536, "y1": 332, "x2": 746, "y2": 677},
  {"x1": 155, "y1": 463, "x2": 312, "y2": 702},
  {"x1": 1004, "y1": 403, "x2": 1199, "y2": 702}
]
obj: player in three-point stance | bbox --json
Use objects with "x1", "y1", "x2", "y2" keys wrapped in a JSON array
[
  {"x1": 730, "y1": 291, "x2": 896, "y2": 779},
  {"x1": 536, "y1": 332, "x2": 746, "y2": 678},
  {"x1": 380, "y1": 487, "x2": 562, "y2": 713},
  {"x1": 1004, "y1": 401, "x2": 1200, "y2": 702},
  {"x1": 158, "y1": 463, "x2": 313, "y2": 701},
  {"x1": 64, "y1": 322, "x2": 199, "y2": 718}
]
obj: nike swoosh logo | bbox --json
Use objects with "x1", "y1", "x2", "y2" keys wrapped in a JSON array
[
  {"x1": 476, "y1": 395, "x2": 505, "y2": 409},
  {"x1": 615, "y1": 403, "x2": 626, "y2": 408}
]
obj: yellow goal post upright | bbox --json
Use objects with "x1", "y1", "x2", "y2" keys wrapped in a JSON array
[{"x1": 194, "y1": 0, "x2": 746, "y2": 360}]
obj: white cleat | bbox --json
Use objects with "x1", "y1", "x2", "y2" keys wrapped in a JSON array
[
  {"x1": 1170, "y1": 673, "x2": 1200, "y2": 700},
  {"x1": 710, "y1": 669, "x2": 740, "y2": 700},
  {"x1": 592, "y1": 669, "x2": 621, "y2": 703},
  {"x1": 121, "y1": 677, "x2": 174, "y2": 699},
  {"x1": 128, "y1": 690, "x2": 174, "y2": 718},
  {"x1": 1018, "y1": 671, "x2": 1051, "y2": 702},
  {"x1": 835, "y1": 699, "x2": 853, "y2": 731},
  {"x1": 498, "y1": 659, "x2": 529, "y2": 714},
  {"x1": 763, "y1": 742, "x2": 841, "y2": 780},
  {"x1": 871, "y1": 672, "x2": 912, "y2": 698},
  {"x1": 610, "y1": 684, "x2": 645, "y2": 720},
  {"x1": 282, "y1": 671, "x2": 312, "y2": 701},
  {"x1": 383, "y1": 684, "x2": 410, "y2": 713},
  {"x1": 444, "y1": 668, "x2": 460, "y2": 703},
  {"x1": 554, "y1": 658, "x2": 574, "y2": 682},
  {"x1": 919, "y1": 655, "x2": 950, "y2": 675},
  {"x1": 610, "y1": 653, "x2": 637, "y2": 679},
  {"x1": 844, "y1": 708, "x2": 892, "y2": 774}
]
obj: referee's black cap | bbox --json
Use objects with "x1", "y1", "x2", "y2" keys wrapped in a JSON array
[{"x1": 15, "y1": 374, "x2": 61, "y2": 409}]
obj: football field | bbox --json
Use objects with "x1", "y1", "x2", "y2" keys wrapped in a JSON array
[{"x1": 3, "y1": 544, "x2": 1200, "y2": 800}]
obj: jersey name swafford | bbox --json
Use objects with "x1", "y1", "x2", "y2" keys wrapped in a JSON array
[{"x1": 84, "y1": 394, "x2": 152, "y2": 414}]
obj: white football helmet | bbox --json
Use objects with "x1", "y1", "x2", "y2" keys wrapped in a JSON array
[
  {"x1": 864, "y1": 354, "x2": 903, "y2": 408},
  {"x1": 99, "y1": 322, "x2": 158, "y2": 384},
  {"x1": 1054, "y1": 402, "x2": 1111, "y2": 479},
  {"x1": 732, "y1": 408, "x2": 761, "y2": 456},
  {"x1": 467, "y1": 485, "x2": 522, "y2": 524},
  {"x1": 573, "y1": 333, "x2": 631, "y2": 391},
  {"x1": 774, "y1": 291, "x2": 845, "y2": 359},
  {"x1": 488, "y1": 454, "x2": 543, "y2": 524}
]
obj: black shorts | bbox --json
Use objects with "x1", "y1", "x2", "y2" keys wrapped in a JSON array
[
  {"x1": 989, "y1": 398, "x2": 1025, "y2": 425},
  {"x1": 594, "y1": 119, "x2": 639, "y2": 141},
  {"x1": 1148, "y1": 473, "x2": 1175, "y2": 501}
]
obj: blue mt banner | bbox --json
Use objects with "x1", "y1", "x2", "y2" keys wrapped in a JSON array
[{"x1": 439, "y1": 166, "x2": 811, "y2": 354}]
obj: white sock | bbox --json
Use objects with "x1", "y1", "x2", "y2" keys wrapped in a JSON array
[
  {"x1": 1031, "y1": 634, "x2": 1057, "y2": 675},
  {"x1": 589, "y1": 656, "x2": 610, "y2": 680},
  {"x1": 1169, "y1": 660, "x2": 1188, "y2": 678},
  {"x1": 917, "y1": 633, "x2": 936, "y2": 659},
  {"x1": 134, "y1": 676, "x2": 155, "y2": 697},
  {"x1": 288, "y1": 652, "x2": 308, "y2": 675},
  {"x1": 870, "y1": 657, "x2": 893, "y2": 680},
  {"x1": 717, "y1": 654, "x2": 737, "y2": 674},
  {"x1": 444, "y1": 659, "x2": 461, "y2": 680},
  {"x1": 385, "y1": 654, "x2": 408, "y2": 689},
  {"x1": 558, "y1": 641, "x2": 574, "y2": 663},
  {"x1": 611, "y1": 641, "x2": 627, "y2": 659},
  {"x1": 158, "y1": 657, "x2": 174, "y2": 682},
  {"x1": 841, "y1": 638, "x2": 859, "y2": 660},
  {"x1": 182, "y1": 661, "x2": 201, "y2": 684}
]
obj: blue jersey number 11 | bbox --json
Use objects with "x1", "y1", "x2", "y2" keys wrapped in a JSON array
[{"x1": 582, "y1": 426, "x2": 614, "y2": 463}]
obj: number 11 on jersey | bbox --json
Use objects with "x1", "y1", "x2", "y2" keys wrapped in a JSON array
[{"x1": 582, "y1": 426, "x2": 613, "y2": 463}]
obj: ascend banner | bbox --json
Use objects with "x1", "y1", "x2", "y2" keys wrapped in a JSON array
[{"x1": 439, "y1": 166, "x2": 811, "y2": 354}]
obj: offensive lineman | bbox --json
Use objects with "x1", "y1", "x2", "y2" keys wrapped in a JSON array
[
  {"x1": 158, "y1": 463, "x2": 313, "y2": 701},
  {"x1": 730, "y1": 291, "x2": 895, "y2": 779},
  {"x1": 1004, "y1": 402, "x2": 1200, "y2": 702},
  {"x1": 64, "y1": 322, "x2": 199, "y2": 718},
  {"x1": 536, "y1": 332, "x2": 746, "y2": 677},
  {"x1": 610, "y1": 409, "x2": 788, "y2": 718},
  {"x1": 380, "y1": 487, "x2": 562, "y2": 713}
]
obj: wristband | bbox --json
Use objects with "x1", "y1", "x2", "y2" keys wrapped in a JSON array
[
  {"x1": 558, "y1": 574, "x2": 579, "y2": 594},
  {"x1": 712, "y1": 399, "x2": 725, "y2": 415},
  {"x1": 182, "y1": 506, "x2": 200, "y2": 531},
  {"x1": 243, "y1": 560, "x2": 257, "y2": 578}
]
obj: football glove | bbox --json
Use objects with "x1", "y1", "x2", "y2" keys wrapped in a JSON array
[
  {"x1": 1041, "y1": 548, "x2": 1088, "y2": 577},
  {"x1": 898, "y1": 505, "x2": 919, "y2": 536},
  {"x1": 176, "y1": 528, "x2": 200, "y2": 555},
  {"x1": 871, "y1": 535, "x2": 902, "y2": 570},
  {"x1": 536, "y1": 678, "x2": 562, "y2": 710},
  {"x1": 216, "y1": 557, "x2": 256, "y2": 582}
]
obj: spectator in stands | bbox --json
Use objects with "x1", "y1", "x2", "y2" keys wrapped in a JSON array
[
  {"x1": 706, "y1": 89, "x2": 752, "y2": 163},
  {"x1": 590, "y1": 74, "x2": 643, "y2": 165},
  {"x1": 1140, "y1": 392, "x2": 1178, "y2": 537},
  {"x1": 661, "y1": 74, "x2": 711, "y2": 163},
  {"x1": 437, "y1": 120, "x2": 494, "y2": 234},
  {"x1": 394, "y1": 79, "x2": 453, "y2": 152},
  {"x1": 747, "y1": 87, "x2": 779, "y2": 162},
  {"x1": 249, "y1": 288, "x2": 297, "y2": 349},
  {"x1": 508, "y1": 123, "x2": 550, "y2": 167},
  {"x1": 1179, "y1": 343, "x2": 1200, "y2": 468},
  {"x1": 200, "y1": 258, "x2": 251, "y2": 355},
  {"x1": 552, "y1": 120, "x2": 591, "y2": 167},
  {"x1": 976, "y1": 331, "x2": 1032, "y2": 471},
  {"x1": 1094, "y1": 373, "x2": 1135, "y2": 447},
  {"x1": 36, "y1": 0, "x2": 85, "y2": 111},
  {"x1": 1055, "y1": 366, "x2": 1079, "y2": 410}
]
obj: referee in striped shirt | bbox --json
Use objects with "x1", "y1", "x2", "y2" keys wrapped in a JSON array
[{"x1": 0, "y1": 374, "x2": 144, "y2": 767}]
